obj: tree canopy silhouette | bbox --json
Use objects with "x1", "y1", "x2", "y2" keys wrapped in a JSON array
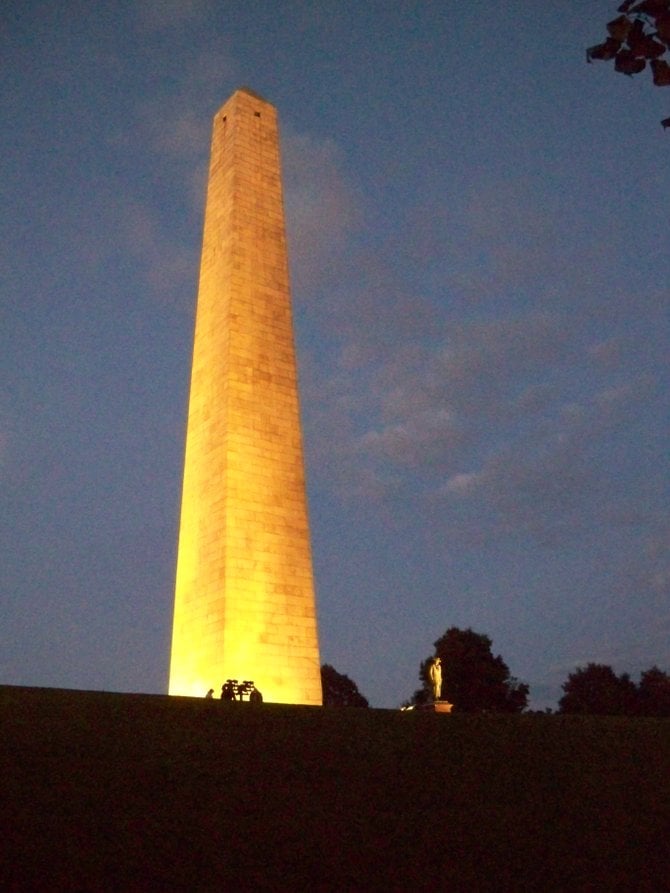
[
  {"x1": 411, "y1": 627, "x2": 529, "y2": 713},
  {"x1": 558, "y1": 663, "x2": 637, "y2": 715},
  {"x1": 558, "y1": 663, "x2": 670, "y2": 715},
  {"x1": 637, "y1": 665, "x2": 670, "y2": 715},
  {"x1": 587, "y1": 0, "x2": 670, "y2": 128},
  {"x1": 320, "y1": 664, "x2": 369, "y2": 707}
]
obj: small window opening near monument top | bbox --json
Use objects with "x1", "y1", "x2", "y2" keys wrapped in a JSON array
[{"x1": 254, "y1": 111, "x2": 261, "y2": 117}]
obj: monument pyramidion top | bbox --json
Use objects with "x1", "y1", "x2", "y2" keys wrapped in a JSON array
[{"x1": 236, "y1": 85, "x2": 269, "y2": 103}]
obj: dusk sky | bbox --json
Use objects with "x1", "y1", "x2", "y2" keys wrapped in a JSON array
[{"x1": 2, "y1": 1, "x2": 668, "y2": 709}]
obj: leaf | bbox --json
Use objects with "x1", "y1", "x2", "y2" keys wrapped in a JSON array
[
  {"x1": 655, "y1": 11, "x2": 670, "y2": 42},
  {"x1": 628, "y1": 18, "x2": 647, "y2": 42},
  {"x1": 615, "y1": 49, "x2": 647, "y2": 73},
  {"x1": 651, "y1": 57, "x2": 670, "y2": 83},
  {"x1": 630, "y1": 0, "x2": 670, "y2": 15},
  {"x1": 607, "y1": 15, "x2": 633, "y2": 40},
  {"x1": 627, "y1": 33, "x2": 666, "y2": 57},
  {"x1": 587, "y1": 37, "x2": 622, "y2": 61}
]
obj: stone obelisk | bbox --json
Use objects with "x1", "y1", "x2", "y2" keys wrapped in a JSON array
[{"x1": 169, "y1": 88, "x2": 322, "y2": 705}]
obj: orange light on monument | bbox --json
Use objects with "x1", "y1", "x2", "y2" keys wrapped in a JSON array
[{"x1": 169, "y1": 89, "x2": 322, "y2": 705}]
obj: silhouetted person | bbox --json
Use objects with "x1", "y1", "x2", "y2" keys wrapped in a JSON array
[
  {"x1": 249, "y1": 686, "x2": 263, "y2": 705},
  {"x1": 221, "y1": 682, "x2": 236, "y2": 702},
  {"x1": 205, "y1": 688, "x2": 214, "y2": 699}
]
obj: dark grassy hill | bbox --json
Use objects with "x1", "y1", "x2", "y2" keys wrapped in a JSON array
[{"x1": 1, "y1": 686, "x2": 669, "y2": 891}]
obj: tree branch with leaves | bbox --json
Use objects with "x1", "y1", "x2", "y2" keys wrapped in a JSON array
[{"x1": 587, "y1": 0, "x2": 670, "y2": 128}]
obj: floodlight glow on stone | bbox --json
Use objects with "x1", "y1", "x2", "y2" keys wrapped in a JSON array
[{"x1": 169, "y1": 89, "x2": 322, "y2": 705}]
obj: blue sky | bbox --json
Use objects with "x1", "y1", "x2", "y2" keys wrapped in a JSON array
[{"x1": 1, "y1": 1, "x2": 668, "y2": 709}]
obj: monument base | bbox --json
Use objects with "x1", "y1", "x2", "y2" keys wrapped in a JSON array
[{"x1": 416, "y1": 701, "x2": 453, "y2": 714}]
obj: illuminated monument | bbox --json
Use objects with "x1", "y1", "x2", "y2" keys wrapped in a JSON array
[{"x1": 169, "y1": 88, "x2": 322, "y2": 705}]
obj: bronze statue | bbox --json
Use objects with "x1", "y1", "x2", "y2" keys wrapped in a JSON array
[{"x1": 428, "y1": 657, "x2": 442, "y2": 701}]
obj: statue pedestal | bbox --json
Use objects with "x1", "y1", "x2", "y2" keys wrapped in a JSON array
[{"x1": 416, "y1": 700, "x2": 453, "y2": 714}]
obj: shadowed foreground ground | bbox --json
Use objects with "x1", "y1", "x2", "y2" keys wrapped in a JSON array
[{"x1": 1, "y1": 686, "x2": 669, "y2": 891}]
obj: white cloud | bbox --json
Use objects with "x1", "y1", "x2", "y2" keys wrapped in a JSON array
[
  {"x1": 118, "y1": 203, "x2": 197, "y2": 305},
  {"x1": 359, "y1": 407, "x2": 461, "y2": 468},
  {"x1": 282, "y1": 130, "x2": 362, "y2": 293},
  {"x1": 442, "y1": 472, "x2": 479, "y2": 495},
  {"x1": 305, "y1": 287, "x2": 663, "y2": 550},
  {"x1": 130, "y1": 46, "x2": 236, "y2": 166},
  {"x1": 104, "y1": 47, "x2": 238, "y2": 302},
  {"x1": 588, "y1": 337, "x2": 624, "y2": 370},
  {"x1": 133, "y1": 0, "x2": 208, "y2": 32},
  {"x1": 434, "y1": 375, "x2": 659, "y2": 544}
]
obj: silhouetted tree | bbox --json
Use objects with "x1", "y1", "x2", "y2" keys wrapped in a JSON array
[
  {"x1": 558, "y1": 663, "x2": 638, "y2": 715},
  {"x1": 412, "y1": 627, "x2": 529, "y2": 713},
  {"x1": 637, "y1": 665, "x2": 670, "y2": 716},
  {"x1": 321, "y1": 664, "x2": 369, "y2": 707},
  {"x1": 587, "y1": 0, "x2": 670, "y2": 128}
]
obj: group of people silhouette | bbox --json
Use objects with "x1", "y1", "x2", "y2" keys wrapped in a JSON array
[{"x1": 205, "y1": 679, "x2": 263, "y2": 704}]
